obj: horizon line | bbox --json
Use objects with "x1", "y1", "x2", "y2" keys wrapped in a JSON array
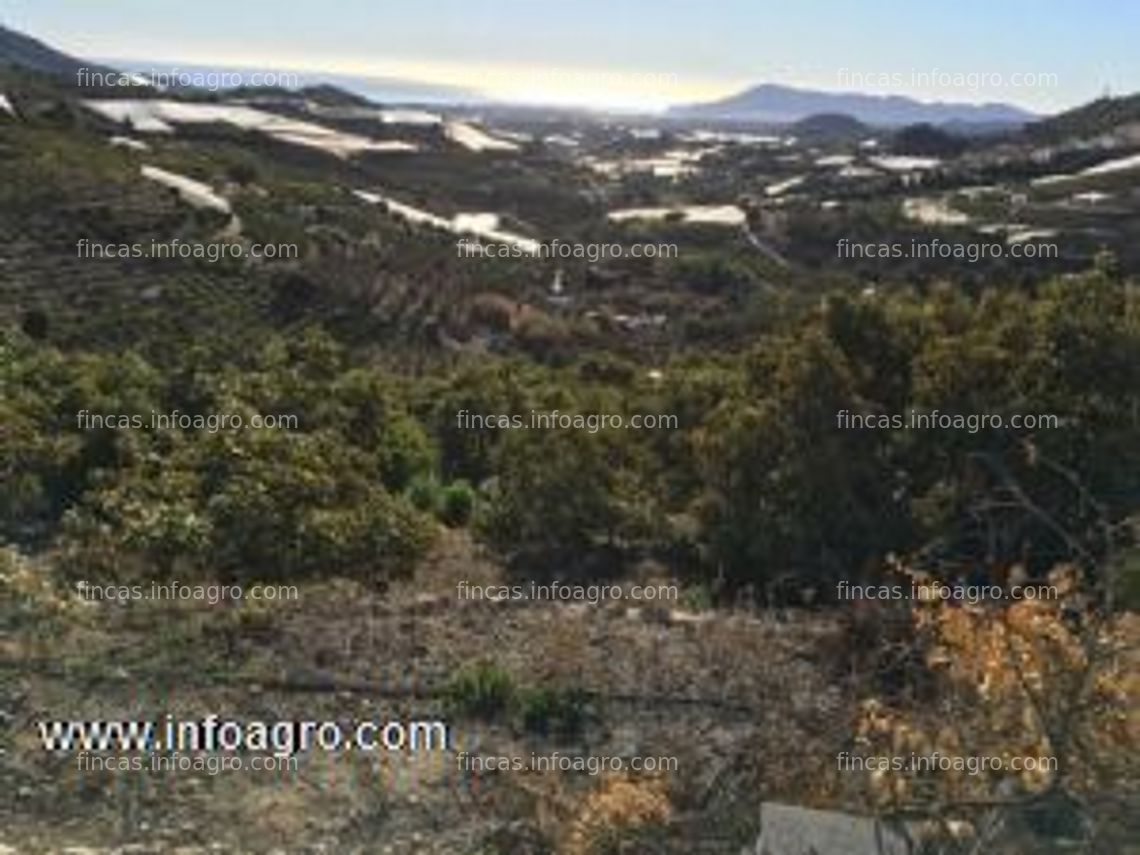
[{"x1": 85, "y1": 55, "x2": 1105, "y2": 117}]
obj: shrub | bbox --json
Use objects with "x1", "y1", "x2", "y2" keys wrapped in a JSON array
[
  {"x1": 445, "y1": 663, "x2": 515, "y2": 718},
  {"x1": 479, "y1": 428, "x2": 659, "y2": 571},
  {"x1": 679, "y1": 582, "x2": 714, "y2": 612},
  {"x1": 517, "y1": 685, "x2": 590, "y2": 738},
  {"x1": 406, "y1": 474, "x2": 441, "y2": 515},
  {"x1": 851, "y1": 564, "x2": 1137, "y2": 826},
  {"x1": 375, "y1": 414, "x2": 437, "y2": 492},
  {"x1": 561, "y1": 774, "x2": 672, "y2": 855},
  {"x1": 439, "y1": 480, "x2": 476, "y2": 527}
]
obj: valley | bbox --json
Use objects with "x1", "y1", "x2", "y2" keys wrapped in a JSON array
[{"x1": 1, "y1": 18, "x2": 1138, "y2": 855}]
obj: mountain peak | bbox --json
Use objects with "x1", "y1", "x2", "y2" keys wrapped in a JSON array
[{"x1": 669, "y1": 82, "x2": 1036, "y2": 127}]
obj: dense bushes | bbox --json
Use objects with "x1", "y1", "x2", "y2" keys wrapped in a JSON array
[
  {"x1": 2, "y1": 265, "x2": 1137, "y2": 596},
  {"x1": 693, "y1": 269, "x2": 1139, "y2": 593},
  {"x1": 62, "y1": 428, "x2": 435, "y2": 583},
  {"x1": 2, "y1": 329, "x2": 438, "y2": 585}
]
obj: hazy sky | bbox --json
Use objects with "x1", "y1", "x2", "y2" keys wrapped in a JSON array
[{"x1": 5, "y1": 0, "x2": 1136, "y2": 112}]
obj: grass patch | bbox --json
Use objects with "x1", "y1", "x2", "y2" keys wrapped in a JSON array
[
  {"x1": 444, "y1": 662, "x2": 515, "y2": 718},
  {"x1": 445, "y1": 662, "x2": 591, "y2": 738}
]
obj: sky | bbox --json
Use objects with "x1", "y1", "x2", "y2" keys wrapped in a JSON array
[{"x1": 4, "y1": 0, "x2": 1137, "y2": 113}]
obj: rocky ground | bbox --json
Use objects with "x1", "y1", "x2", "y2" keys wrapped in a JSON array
[{"x1": 1, "y1": 531, "x2": 858, "y2": 853}]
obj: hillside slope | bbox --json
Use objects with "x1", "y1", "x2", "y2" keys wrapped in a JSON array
[{"x1": 0, "y1": 23, "x2": 110, "y2": 78}]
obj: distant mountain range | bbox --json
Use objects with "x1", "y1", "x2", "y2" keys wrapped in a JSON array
[
  {"x1": 668, "y1": 83, "x2": 1037, "y2": 127},
  {"x1": 5, "y1": 21, "x2": 1131, "y2": 140},
  {"x1": 102, "y1": 59, "x2": 479, "y2": 105}
]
